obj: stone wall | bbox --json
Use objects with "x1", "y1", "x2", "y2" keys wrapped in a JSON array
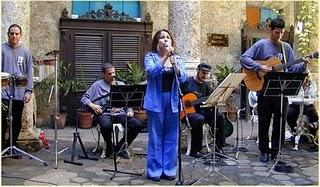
[
  {"x1": 1, "y1": 0, "x2": 31, "y2": 47},
  {"x1": 200, "y1": 1, "x2": 246, "y2": 72},
  {"x1": 140, "y1": 1, "x2": 168, "y2": 34},
  {"x1": 30, "y1": 1, "x2": 71, "y2": 61}
]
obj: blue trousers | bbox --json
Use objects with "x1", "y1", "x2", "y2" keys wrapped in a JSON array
[{"x1": 146, "y1": 92, "x2": 179, "y2": 178}]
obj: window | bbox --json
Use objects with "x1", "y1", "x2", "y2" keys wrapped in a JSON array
[
  {"x1": 246, "y1": 7, "x2": 279, "y2": 29},
  {"x1": 72, "y1": 1, "x2": 140, "y2": 18}
]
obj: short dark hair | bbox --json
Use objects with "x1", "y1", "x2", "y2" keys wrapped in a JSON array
[
  {"x1": 269, "y1": 17, "x2": 285, "y2": 30},
  {"x1": 102, "y1": 63, "x2": 114, "y2": 73},
  {"x1": 197, "y1": 63, "x2": 212, "y2": 71},
  {"x1": 151, "y1": 29, "x2": 176, "y2": 52},
  {"x1": 7, "y1": 24, "x2": 22, "y2": 34}
]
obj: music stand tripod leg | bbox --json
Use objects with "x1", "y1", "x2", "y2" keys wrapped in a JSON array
[
  {"x1": 77, "y1": 132, "x2": 98, "y2": 161},
  {"x1": 103, "y1": 118, "x2": 142, "y2": 180},
  {"x1": 64, "y1": 132, "x2": 83, "y2": 166},
  {"x1": 64, "y1": 110, "x2": 98, "y2": 166},
  {"x1": 232, "y1": 108, "x2": 248, "y2": 160}
]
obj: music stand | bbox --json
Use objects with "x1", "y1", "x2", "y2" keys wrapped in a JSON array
[
  {"x1": 191, "y1": 73, "x2": 245, "y2": 185},
  {"x1": 263, "y1": 72, "x2": 306, "y2": 176},
  {"x1": 102, "y1": 84, "x2": 145, "y2": 180},
  {"x1": 64, "y1": 108, "x2": 99, "y2": 166}
]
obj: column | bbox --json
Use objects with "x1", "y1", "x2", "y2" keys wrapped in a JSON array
[
  {"x1": 168, "y1": 1, "x2": 201, "y2": 75},
  {"x1": 2, "y1": 1, "x2": 41, "y2": 151}
]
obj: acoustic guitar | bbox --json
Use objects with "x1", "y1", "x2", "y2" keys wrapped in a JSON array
[
  {"x1": 180, "y1": 92, "x2": 208, "y2": 119},
  {"x1": 181, "y1": 92, "x2": 234, "y2": 138},
  {"x1": 242, "y1": 51, "x2": 318, "y2": 91}
]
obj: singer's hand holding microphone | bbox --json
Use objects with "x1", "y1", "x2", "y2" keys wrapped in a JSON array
[{"x1": 164, "y1": 41, "x2": 174, "y2": 58}]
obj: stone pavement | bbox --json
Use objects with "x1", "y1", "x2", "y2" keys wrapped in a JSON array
[{"x1": 1, "y1": 120, "x2": 319, "y2": 186}]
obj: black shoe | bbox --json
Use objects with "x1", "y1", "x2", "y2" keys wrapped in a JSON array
[
  {"x1": 189, "y1": 151, "x2": 204, "y2": 158},
  {"x1": 271, "y1": 152, "x2": 278, "y2": 161},
  {"x1": 118, "y1": 150, "x2": 129, "y2": 159},
  {"x1": 147, "y1": 176, "x2": 160, "y2": 182},
  {"x1": 260, "y1": 153, "x2": 269, "y2": 163},
  {"x1": 275, "y1": 160, "x2": 287, "y2": 165},
  {"x1": 161, "y1": 174, "x2": 175, "y2": 181}
]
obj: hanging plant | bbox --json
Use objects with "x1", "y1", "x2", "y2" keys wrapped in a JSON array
[{"x1": 296, "y1": 1, "x2": 318, "y2": 56}]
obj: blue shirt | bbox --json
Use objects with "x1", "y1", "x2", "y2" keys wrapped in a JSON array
[
  {"x1": 1, "y1": 42, "x2": 33, "y2": 101},
  {"x1": 143, "y1": 52, "x2": 187, "y2": 113},
  {"x1": 81, "y1": 79, "x2": 134, "y2": 112},
  {"x1": 240, "y1": 39, "x2": 305, "y2": 72}
]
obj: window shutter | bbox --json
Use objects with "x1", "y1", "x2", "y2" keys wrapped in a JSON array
[
  {"x1": 112, "y1": 33, "x2": 140, "y2": 70},
  {"x1": 74, "y1": 33, "x2": 104, "y2": 86}
]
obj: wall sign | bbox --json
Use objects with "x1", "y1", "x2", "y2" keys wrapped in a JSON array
[{"x1": 207, "y1": 33, "x2": 229, "y2": 47}]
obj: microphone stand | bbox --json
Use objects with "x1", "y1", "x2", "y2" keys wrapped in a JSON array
[{"x1": 171, "y1": 56, "x2": 191, "y2": 185}]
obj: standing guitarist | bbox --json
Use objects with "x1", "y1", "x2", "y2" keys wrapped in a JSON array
[
  {"x1": 240, "y1": 17, "x2": 309, "y2": 163},
  {"x1": 81, "y1": 63, "x2": 143, "y2": 159},
  {"x1": 180, "y1": 63, "x2": 225, "y2": 158}
]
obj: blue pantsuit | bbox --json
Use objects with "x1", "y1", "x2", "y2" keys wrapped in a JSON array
[
  {"x1": 147, "y1": 92, "x2": 179, "y2": 178},
  {"x1": 143, "y1": 52, "x2": 187, "y2": 179}
]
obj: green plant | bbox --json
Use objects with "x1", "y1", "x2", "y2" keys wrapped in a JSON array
[
  {"x1": 214, "y1": 64, "x2": 235, "y2": 83},
  {"x1": 59, "y1": 63, "x2": 87, "y2": 96},
  {"x1": 117, "y1": 62, "x2": 146, "y2": 85},
  {"x1": 296, "y1": 1, "x2": 318, "y2": 56}
]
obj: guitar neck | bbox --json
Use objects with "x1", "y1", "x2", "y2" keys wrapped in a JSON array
[
  {"x1": 190, "y1": 96, "x2": 209, "y2": 106},
  {"x1": 276, "y1": 53, "x2": 317, "y2": 71}
]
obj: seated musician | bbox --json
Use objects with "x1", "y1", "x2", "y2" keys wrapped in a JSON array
[
  {"x1": 180, "y1": 63, "x2": 225, "y2": 158},
  {"x1": 287, "y1": 72, "x2": 318, "y2": 151},
  {"x1": 81, "y1": 63, "x2": 143, "y2": 159}
]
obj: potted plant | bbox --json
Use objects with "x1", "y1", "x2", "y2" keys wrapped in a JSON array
[
  {"x1": 117, "y1": 62, "x2": 147, "y2": 123},
  {"x1": 214, "y1": 64, "x2": 238, "y2": 121}
]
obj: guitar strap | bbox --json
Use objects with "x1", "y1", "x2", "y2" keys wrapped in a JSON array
[{"x1": 280, "y1": 41, "x2": 287, "y2": 64}]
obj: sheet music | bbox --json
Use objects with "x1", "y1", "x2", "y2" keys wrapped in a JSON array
[{"x1": 202, "y1": 73, "x2": 246, "y2": 108}]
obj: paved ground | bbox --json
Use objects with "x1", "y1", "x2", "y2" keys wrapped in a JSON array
[{"x1": 1, "y1": 120, "x2": 319, "y2": 186}]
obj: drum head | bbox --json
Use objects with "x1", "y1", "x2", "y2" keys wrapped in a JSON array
[
  {"x1": 1, "y1": 72, "x2": 11, "y2": 88},
  {"x1": 15, "y1": 75, "x2": 28, "y2": 87},
  {"x1": 1, "y1": 72, "x2": 11, "y2": 78}
]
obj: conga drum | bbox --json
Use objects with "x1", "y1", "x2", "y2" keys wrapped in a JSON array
[
  {"x1": 1, "y1": 72, "x2": 12, "y2": 89},
  {"x1": 15, "y1": 74, "x2": 28, "y2": 87}
]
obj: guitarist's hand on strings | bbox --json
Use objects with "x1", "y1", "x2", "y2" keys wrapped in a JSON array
[
  {"x1": 260, "y1": 64, "x2": 272, "y2": 73},
  {"x1": 89, "y1": 103, "x2": 103, "y2": 115},
  {"x1": 127, "y1": 111, "x2": 134, "y2": 117},
  {"x1": 302, "y1": 57, "x2": 310, "y2": 68}
]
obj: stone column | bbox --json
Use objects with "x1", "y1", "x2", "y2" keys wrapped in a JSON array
[
  {"x1": 168, "y1": 1, "x2": 201, "y2": 75},
  {"x1": 2, "y1": 1, "x2": 41, "y2": 151}
]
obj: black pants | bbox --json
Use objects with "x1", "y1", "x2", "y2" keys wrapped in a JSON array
[
  {"x1": 201, "y1": 108, "x2": 225, "y2": 149},
  {"x1": 258, "y1": 94, "x2": 288, "y2": 155},
  {"x1": 287, "y1": 103, "x2": 318, "y2": 136},
  {"x1": 185, "y1": 113, "x2": 205, "y2": 153},
  {"x1": 1, "y1": 99, "x2": 24, "y2": 149},
  {"x1": 96, "y1": 112, "x2": 143, "y2": 152}
]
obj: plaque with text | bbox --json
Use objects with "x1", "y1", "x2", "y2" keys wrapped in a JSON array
[{"x1": 207, "y1": 33, "x2": 229, "y2": 47}]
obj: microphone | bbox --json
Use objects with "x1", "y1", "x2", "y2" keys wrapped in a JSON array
[
  {"x1": 113, "y1": 75, "x2": 125, "y2": 82},
  {"x1": 164, "y1": 42, "x2": 174, "y2": 56}
]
